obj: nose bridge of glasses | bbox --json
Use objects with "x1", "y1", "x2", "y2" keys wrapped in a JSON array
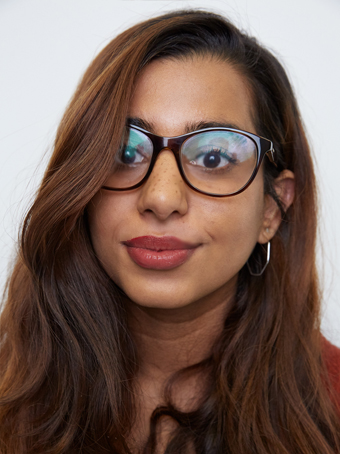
[
  {"x1": 147, "y1": 136, "x2": 185, "y2": 184},
  {"x1": 153, "y1": 136, "x2": 181, "y2": 154},
  {"x1": 151, "y1": 136, "x2": 183, "y2": 165}
]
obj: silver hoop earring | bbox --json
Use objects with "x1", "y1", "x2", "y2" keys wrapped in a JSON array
[{"x1": 247, "y1": 241, "x2": 271, "y2": 276}]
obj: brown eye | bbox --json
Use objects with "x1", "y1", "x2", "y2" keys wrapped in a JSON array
[
  {"x1": 120, "y1": 146, "x2": 142, "y2": 164},
  {"x1": 203, "y1": 151, "x2": 221, "y2": 168}
]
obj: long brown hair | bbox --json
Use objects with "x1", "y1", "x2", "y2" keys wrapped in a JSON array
[{"x1": 0, "y1": 10, "x2": 339, "y2": 454}]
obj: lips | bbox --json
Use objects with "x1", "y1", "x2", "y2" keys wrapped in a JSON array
[{"x1": 123, "y1": 236, "x2": 198, "y2": 270}]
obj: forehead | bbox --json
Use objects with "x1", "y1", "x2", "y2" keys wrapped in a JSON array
[{"x1": 129, "y1": 56, "x2": 256, "y2": 137}]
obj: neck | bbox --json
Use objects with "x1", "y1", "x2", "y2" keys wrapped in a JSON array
[
  {"x1": 125, "y1": 283, "x2": 236, "y2": 450},
  {"x1": 127, "y1": 283, "x2": 236, "y2": 382}
]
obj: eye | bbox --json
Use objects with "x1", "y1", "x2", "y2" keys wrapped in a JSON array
[
  {"x1": 116, "y1": 128, "x2": 153, "y2": 167},
  {"x1": 190, "y1": 147, "x2": 236, "y2": 170},
  {"x1": 119, "y1": 145, "x2": 145, "y2": 165}
]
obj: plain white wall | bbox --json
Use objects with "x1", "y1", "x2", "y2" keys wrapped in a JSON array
[{"x1": 0, "y1": 0, "x2": 339, "y2": 345}]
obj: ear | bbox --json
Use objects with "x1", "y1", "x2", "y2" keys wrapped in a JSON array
[{"x1": 257, "y1": 170, "x2": 295, "y2": 244}]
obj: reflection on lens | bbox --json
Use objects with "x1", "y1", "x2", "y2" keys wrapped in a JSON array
[
  {"x1": 104, "y1": 127, "x2": 153, "y2": 189},
  {"x1": 181, "y1": 130, "x2": 257, "y2": 195}
]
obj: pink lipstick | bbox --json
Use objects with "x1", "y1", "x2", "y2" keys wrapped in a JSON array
[{"x1": 123, "y1": 236, "x2": 198, "y2": 270}]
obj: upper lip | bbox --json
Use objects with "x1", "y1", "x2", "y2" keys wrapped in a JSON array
[{"x1": 123, "y1": 236, "x2": 198, "y2": 251}]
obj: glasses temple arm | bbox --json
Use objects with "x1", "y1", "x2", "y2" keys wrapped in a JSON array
[{"x1": 266, "y1": 143, "x2": 277, "y2": 167}]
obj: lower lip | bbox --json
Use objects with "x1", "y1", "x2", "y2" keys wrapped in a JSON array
[{"x1": 125, "y1": 247, "x2": 195, "y2": 270}]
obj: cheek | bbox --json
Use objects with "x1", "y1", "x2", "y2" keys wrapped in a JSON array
[
  {"x1": 87, "y1": 194, "x2": 125, "y2": 275},
  {"x1": 201, "y1": 186, "x2": 265, "y2": 266}
]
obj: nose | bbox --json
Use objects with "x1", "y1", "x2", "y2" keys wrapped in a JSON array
[{"x1": 137, "y1": 149, "x2": 188, "y2": 221}]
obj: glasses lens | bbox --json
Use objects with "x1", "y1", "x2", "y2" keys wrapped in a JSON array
[
  {"x1": 104, "y1": 127, "x2": 153, "y2": 189},
  {"x1": 181, "y1": 130, "x2": 258, "y2": 195}
]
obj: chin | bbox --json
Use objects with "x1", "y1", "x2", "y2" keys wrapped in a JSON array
[
  {"x1": 128, "y1": 293, "x2": 194, "y2": 311},
  {"x1": 121, "y1": 285, "x2": 197, "y2": 311}
]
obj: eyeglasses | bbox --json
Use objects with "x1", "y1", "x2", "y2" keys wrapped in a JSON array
[{"x1": 102, "y1": 124, "x2": 277, "y2": 197}]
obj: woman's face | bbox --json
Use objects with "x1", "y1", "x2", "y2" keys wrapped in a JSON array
[{"x1": 88, "y1": 56, "x2": 276, "y2": 311}]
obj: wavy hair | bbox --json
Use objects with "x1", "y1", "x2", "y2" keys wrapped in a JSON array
[{"x1": 0, "y1": 10, "x2": 339, "y2": 454}]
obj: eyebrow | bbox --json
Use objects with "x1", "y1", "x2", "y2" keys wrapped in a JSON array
[{"x1": 127, "y1": 117, "x2": 243, "y2": 135}]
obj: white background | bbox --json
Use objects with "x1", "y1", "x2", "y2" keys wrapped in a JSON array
[{"x1": 0, "y1": 0, "x2": 339, "y2": 346}]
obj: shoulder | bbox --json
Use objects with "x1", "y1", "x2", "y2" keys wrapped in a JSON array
[{"x1": 322, "y1": 337, "x2": 340, "y2": 405}]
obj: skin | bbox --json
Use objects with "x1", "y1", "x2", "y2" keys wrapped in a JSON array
[{"x1": 87, "y1": 56, "x2": 295, "y2": 448}]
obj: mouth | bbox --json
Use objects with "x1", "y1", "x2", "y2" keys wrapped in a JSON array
[{"x1": 122, "y1": 236, "x2": 199, "y2": 270}]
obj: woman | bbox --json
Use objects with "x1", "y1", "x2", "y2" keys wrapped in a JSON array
[{"x1": 0, "y1": 9, "x2": 339, "y2": 454}]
